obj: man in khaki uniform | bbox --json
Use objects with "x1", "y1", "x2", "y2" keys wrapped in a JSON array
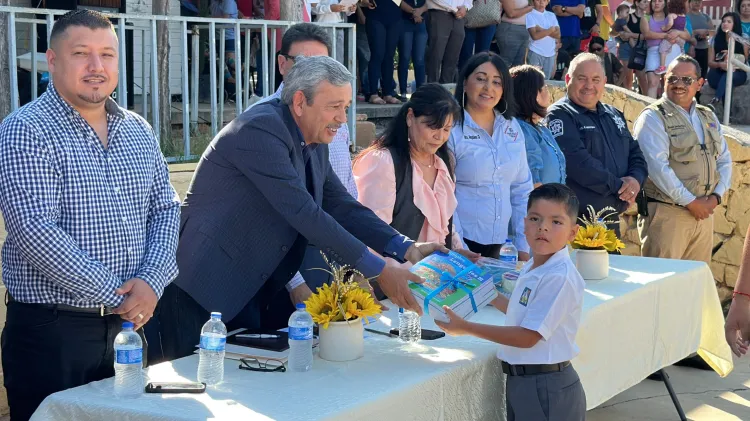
[{"x1": 634, "y1": 55, "x2": 732, "y2": 264}]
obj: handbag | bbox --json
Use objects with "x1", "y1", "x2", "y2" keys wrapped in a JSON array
[
  {"x1": 628, "y1": 34, "x2": 648, "y2": 71},
  {"x1": 465, "y1": 0, "x2": 502, "y2": 29}
]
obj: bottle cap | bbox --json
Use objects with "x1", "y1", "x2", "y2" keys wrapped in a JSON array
[
  {"x1": 399, "y1": 308, "x2": 404, "y2": 313},
  {"x1": 122, "y1": 321, "x2": 134, "y2": 329},
  {"x1": 296, "y1": 303, "x2": 306, "y2": 310},
  {"x1": 211, "y1": 312, "x2": 222, "y2": 319},
  {"x1": 505, "y1": 238, "x2": 512, "y2": 243}
]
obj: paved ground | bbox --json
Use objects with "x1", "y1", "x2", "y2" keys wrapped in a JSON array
[{"x1": 587, "y1": 358, "x2": 750, "y2": 420}]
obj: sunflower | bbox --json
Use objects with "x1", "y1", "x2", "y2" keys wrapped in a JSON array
[
  {"x1": 603, "y1": 229, "x2": 626, "y2": 252},
  {"x1": 342, "y1": 287, "x2": 381, "y2": 322},
  {"x1": 304, "y1": 252, "x2": 383, "y2": 329},
  {"x1": 572, "y1": 225, "x2": 610, "y2": 249},
  {"x1": 304, "y1": 284, "x2": 341, "y2": 329}
]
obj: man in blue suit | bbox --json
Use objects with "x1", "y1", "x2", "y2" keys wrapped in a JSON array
[{"x1": 156, "y1": 56, "x2": 443, "y2": 362}]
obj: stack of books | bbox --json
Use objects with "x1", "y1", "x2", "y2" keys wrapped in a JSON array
[{"x1": 409, "y1": 251, "x2": 497, "y2": 323}]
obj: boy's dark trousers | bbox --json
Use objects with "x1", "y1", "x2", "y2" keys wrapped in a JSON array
[{"x1": 505, "y1": 363, "x2": 586, "y2": 421}]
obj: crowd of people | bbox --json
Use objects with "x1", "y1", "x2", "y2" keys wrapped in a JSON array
[
  {"x1": 2, "y1": 7, "x2": 750, "y2": 421},
  {"x1": 187, "y1": 0, "x2": 750, "y2": 107}
]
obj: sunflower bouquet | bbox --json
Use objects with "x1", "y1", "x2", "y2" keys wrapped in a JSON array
[
  {"x1": 571, "y1": 205, "x2": 626, "y2": 253},
  {"x1": 303, "y1": 253, "x2": 382, "y2": 329}
]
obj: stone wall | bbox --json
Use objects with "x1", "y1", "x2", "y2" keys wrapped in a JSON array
[{"x1": 548, "y1": 81, "x2": 750, "y2": 302}]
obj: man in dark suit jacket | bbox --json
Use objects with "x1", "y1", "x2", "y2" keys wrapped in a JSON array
[{"x1": 155, "y1": 56, "x2": 443, "y2": 362}]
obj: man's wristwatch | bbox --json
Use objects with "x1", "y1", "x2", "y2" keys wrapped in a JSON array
[
  {"x1": 562, "y1": 6, "x2": 567, "y2": 13},
  {"x1": 710, "y1": 192, "x2": 722, "y2": 205}
]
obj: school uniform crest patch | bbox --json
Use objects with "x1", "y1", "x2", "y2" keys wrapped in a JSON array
[{"x1": 519, "y1": 287, "x2": 532, "y2": 306}]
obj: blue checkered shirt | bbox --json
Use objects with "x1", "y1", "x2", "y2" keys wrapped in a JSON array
[{"x1": 0, "y1": 84, "x2": 181, "y2": 308}]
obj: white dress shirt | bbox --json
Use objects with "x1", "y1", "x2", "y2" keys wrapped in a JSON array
[
  {"x1": 448, "y1": 111, "x2": 534, "y2": 253},
  {"x1": 497, "y1": 247, "x2": 585, "y2": 365},
  {"x1": 246, "y1": 83, "x2": 358, "y2": 291},
  {"x1": 633, "y1": 98, "x2": 732, "y2": 206}
]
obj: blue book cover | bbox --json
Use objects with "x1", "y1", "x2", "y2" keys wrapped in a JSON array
[{"x1": 408, "y1": 251, "x2": 493, "y2": 308}]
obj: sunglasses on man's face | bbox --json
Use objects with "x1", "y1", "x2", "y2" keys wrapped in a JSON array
[
  {"x1": 666, "y1": 75, "x2": 697, "y2": 86},
  {"x1": 590, "y1": 47, "x2": 603, "y2": 52}
]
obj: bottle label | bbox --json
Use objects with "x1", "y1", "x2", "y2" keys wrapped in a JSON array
[
  {"x1": 200, "y1": 334, "x2": 226, "y2": 351},
  {"x1": 499, "y1": 255, "x2": 517, "y2": 263},
  {"x1": 116, "y1": 349, "x2": 143, "y2": 364},
  {"x1": 289, "y1": 326, "x2": 313, "y2": 341}
]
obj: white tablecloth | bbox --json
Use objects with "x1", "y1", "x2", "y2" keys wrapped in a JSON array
[{"x1": 31, "y1": 255, "x2": 733, "y2": 421}]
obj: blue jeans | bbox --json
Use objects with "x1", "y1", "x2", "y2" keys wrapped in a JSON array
[
  {"x1": 459, "y1": 25, "x2": 497, "y2": 71},
  {"x1": 366, "y1": 18, "x2": 404, "y2": 96},
  {"x1": 398, "y1": 21, "x2": 428, "y2": 95},
  {"x1": 707, "y1": 68, "x2": 747, "y2": 100}
]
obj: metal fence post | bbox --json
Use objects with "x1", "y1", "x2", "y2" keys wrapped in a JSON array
[
  {"x1": 9, "y1": 12, "x2": 19, "y2": 112},
  {"x1": 209, "y1": 21, "x2": 218, "y2": 136},
  {"x1": 724, "y1": 36, "x2": 734, "y2": 125},
  {"x1": 150, "y1": 18, "x2": 160, "y2": 142},
  {"x1": 348, "y1": 25, "x2": 356, "y2": 151},
  {"x1": 191, "y1": 26, "x2": 199, "y2": 132},
  {"x1": 262, "y1": 23, "x2": 269, "y2": 97},
  {"x1": 31, "y1": 23, "x2": 37, "y2": 100},
  {"x1": 117, "y1": 18, "x2": 128, "y2": 109},
  {"x1": 181, "y1": 20, "x2": 191, "y2": 158},
  {"x1": 234, "y1": 21, "x2": 242, "y2": 114}
]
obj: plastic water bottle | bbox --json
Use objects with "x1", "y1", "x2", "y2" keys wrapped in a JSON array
[
  {"x1": 288, "y1": 303, "x2": 314, "y2": 372},
  {"x1": 499, "y1": 239, "x2": 518, "y2": 264},
  {"x1": 198, "y1": 312, "x2": 227, "y2": 386},
  {"x1": 398, "y1": 308, "x2": 421, "y2": 343},
  {"x1": 114, "y1": 321, "x2": 144, "y2": 397}
]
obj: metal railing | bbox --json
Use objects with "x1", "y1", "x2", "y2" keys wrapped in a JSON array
[
  {"x1": 0, "y1": 6, "x2": 357, "y2": 161},
  {"x1": 723, "y1": 32, "x2": 750, "y2": 125}
]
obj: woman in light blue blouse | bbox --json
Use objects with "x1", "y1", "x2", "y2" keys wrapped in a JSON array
[
  {"x1": 510, "y1": 65, "x2": 566, "y2": 187},
  {"x1": 449, "y1": 52, "x2": 534, "y2": 261}
]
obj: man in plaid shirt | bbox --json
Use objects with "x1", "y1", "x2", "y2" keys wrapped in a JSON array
[{"x1": 0, "y1": 10, "x2": 180, "y2": 420}]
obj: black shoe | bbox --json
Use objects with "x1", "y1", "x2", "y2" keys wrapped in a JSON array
[
  {"x1": 674, "y1": 355, "x2": 713, "y2": 371},
  {"x1": 395, "y1": 94, "x2": 408, "y2": 103},
  {"x1": 647, "y1": 371, "x2": 665, "y2": 381}
]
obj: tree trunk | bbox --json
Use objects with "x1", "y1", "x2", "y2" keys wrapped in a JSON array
[
  {"x1": 0, "y1": 2, "x2": 12, "y2": 119},
  {"x1": 279, "y1": 0, "x2": 303, "y2": 23},
  {"x1": 153, "y1": 0, "x2": 174, "y2": 153}
]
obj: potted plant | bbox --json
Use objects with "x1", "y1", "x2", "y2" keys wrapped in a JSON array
[
  {"x1": 304, "y1": 254, "x2": 382, "y2": 362},
  {"x1": 570, "y1": 206, "x2": 625, "y2": 280}
]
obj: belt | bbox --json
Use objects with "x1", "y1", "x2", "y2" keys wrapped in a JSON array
[
  {"x1": 646, "y1": 197, "x2": 684, "y2": 208},
  {"x1": 501, "y1": 361, "x2": 571, "y2": 376},
  {"x1": 6, "y1": 293, "x2": 115, "y2": 316}
]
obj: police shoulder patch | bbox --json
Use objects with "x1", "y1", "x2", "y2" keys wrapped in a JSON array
[{"x1": 548, "y1": 119, "x2": 564, "y2": 138}]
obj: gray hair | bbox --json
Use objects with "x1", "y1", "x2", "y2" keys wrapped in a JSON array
[
  {"x1": 280, "y1": 55, "x2": 353, "y2": 105},
  {"x1": 567, "y1": 52, "x2": 604, "y2": 78}
]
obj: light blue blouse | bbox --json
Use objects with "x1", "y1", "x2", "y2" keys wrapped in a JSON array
[{"x1": 518, "y1": 119, "x2": 567, "y2": 185}]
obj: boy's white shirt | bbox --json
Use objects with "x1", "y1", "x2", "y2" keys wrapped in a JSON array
[
  {"x1": 526, "y1": 9, "x2": 560, "y2": 58},
  {"x1": 496, "y1": 246, "x2": 585, "y2": 365}
]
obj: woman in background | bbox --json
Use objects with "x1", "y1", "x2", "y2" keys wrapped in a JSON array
[
  {"x1": 510, "y1": 65, "x2": 566, "y2": 187},
  {"x1": 449, "y1": 52, "x2": 533, "y2": 260},
  {"x1": 707, "y1": 12, "x2": 749, "y2": 105},
  {"x1": 354, "y1": 84, "x2": 474, "y2": 263}
]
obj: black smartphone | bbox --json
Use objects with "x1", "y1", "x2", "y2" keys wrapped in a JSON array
[
  {"x1": 145, "y1": 382, "x2": 206, "y2": 394},
  {"x1": 389, "y1": 328, "x2": 446, "y2": 340}
]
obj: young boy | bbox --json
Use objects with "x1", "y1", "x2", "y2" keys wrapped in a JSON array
[
  {"x1": 436, "y1": 183, "x2": 586, "y2": 421},
  {"x1": 613, "y1": 4, "x2": 635, "y2": 48},
  {"x1": 526, "y1": 0, "x2": 561, "y2": 79}
]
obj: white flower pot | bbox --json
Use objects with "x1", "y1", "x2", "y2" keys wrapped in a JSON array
[
  {"x1": 318, "y1": 319, "x2": 364, "y2": 362},
  {"x1": 575, "y1": 249, "x2": 610, "y2": 280}
]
